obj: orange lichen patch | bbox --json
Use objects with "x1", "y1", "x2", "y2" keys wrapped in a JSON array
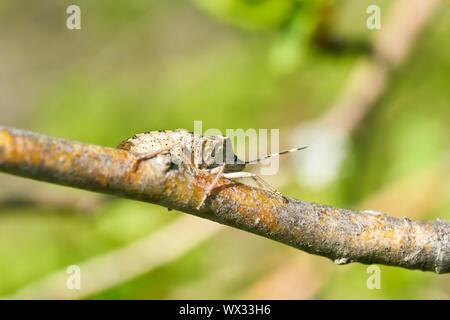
[
  {"x1": 3, "y1": 136, "x2": 32, "y2": 165},
  {"x1": 360, "y1": 228, "x2": 403, "y2": 245},
  {"x1": 360, "y1": 231, "x2": 371, "y2": 241},
  {"x1": 94, "y1": 170, "x2": 109, "y2": 186},
  {"x1": 381, "y1": 230, "x2": 399, "y2": 240},
  {"x1": 373, "y1": 214, "x2": 387, "y2": 223},
  {"x1": 333, "y1": 209, "x2": 341, "y2": 216},
  {"x1": 30, "y1": 152, "x2": 41, "y2": 166},
  {"x1": 370, "y1": 220, "x2": 384, "y2": 229},
  {"x1": 319, "y1": 218, "x2": 326, "y2": 226},
  {"x1": 207, "y1": 178, "x2": 287, "y2": 232},
  {"x1": 0, "y1": 129, "x2": 12, "y2": 148},
  {"x1": 257, "y1": 207, "x2": 287, "y2": 232},
  {"x1": 321, "y1": 209, "x2": 330, "y2": 217},
  {"x1": 48, "y1": 140, "x2": 59, "y2": 153},
  {"x1": 170, "y1": 176, "x2": 199, "y2": 204}
]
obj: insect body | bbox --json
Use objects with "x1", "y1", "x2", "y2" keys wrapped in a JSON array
[
  {"x1": 118, "y1": 129, "x2": 244, "y2": 173},
  {"x1": 117, "y1": 130, "x2": 306, "y2": 209}
]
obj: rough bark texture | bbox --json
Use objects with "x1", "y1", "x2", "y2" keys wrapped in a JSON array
[{"x1": 0, "y1": 126, "x2": 448, "y2": 273}]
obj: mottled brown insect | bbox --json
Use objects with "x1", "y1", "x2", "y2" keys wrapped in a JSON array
[{"x1": 118, "y1": 130, "x2": 306, "y2": 209}]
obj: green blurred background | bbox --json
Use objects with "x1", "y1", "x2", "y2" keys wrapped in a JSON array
[{"x1": 0, "y1": 0, "x2": 449, "y2": 299}]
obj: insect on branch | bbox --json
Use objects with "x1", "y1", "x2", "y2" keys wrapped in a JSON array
[{"x1": 0, "y1": 126, "x2": 448, "y2": 273}]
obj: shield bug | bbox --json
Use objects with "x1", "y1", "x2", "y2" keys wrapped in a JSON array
[{"x1": 117, "y1": 130, "x2": 307, "y2": 209}]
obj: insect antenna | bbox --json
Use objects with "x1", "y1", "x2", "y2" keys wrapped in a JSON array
[{"x1": 244, "y1": 146, "x2": 308, "y2": 165}]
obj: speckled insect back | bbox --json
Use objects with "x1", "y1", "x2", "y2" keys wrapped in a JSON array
[
  {"x1": 117, "y1": 129, "x2": 245, "y2": 172},
  {"x1": 118, "y1": 130, "x2": 307, "y2": 209}
]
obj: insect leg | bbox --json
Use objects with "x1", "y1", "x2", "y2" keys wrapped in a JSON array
[
  {"x1": 196, "y1": 165, "x2": 225, "y2": 210},
  {"x1": 222, "y1": 172, "x2": 280, "y2": 194},
  {"x1": 133, "y1": 144, "x2": 176, "y2": 172}
]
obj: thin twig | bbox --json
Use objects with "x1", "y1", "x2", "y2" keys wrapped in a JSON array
[
  {"x1": 0, "y1": 126, "x2": 448, "y2": 273},
  {"x1": 8, "y1": 156, "x2": 446, "y2": 299}
]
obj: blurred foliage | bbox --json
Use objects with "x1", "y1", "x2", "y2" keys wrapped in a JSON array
[
  {"x1": 0, "y1": 0, "x2": 449, "y2": 299},
  {"x1": 193, "y1": 0, "x2": 296, "y2": 30},
  {"x1": 194, "y1": 0, "x2": 339, "y2": 74}
]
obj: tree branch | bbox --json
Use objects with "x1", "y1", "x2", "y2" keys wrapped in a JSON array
[{"x1": 0, "y1": 126, "x2": 448, "y2": 273}]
